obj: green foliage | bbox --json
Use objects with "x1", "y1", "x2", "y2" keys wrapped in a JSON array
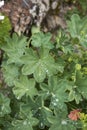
[
  {"x1": 0, "y1": 14, "x2": 87, "y2": 130},
  {"x1": 21, "y1": 47, "x2": 59, "y2": 82},
  {"x1": 6, "y1": 106, "x2": 39, "y2": 130},
  {"x1": 2, "y1": 33, "x2": 27, "y2": 64},
  {"x1": 0, "y1": 93, "x2": 11, "y2": 117},
  {"x1": 67, "y1": 14, "x2": 87, "y2": 48},
  {"x1": 31, "y1": 32, "x2": 54, "y2": 49},
  {"x1": 0, "y1": 16, "x2": 11, "y2": 46},
  {"x1": 76, "y1": 72, "x2": 87, "y2": 99},
  {"x1": 48, "y1": 114, "x2": 76, "y2": 130},
  {"x1": 40, "y1": 76, "x2": 69, "y2": 108},
  {"x1": 78, "y1": 0, "x2": 87, "y2": 14},
  {"x1": 13, "y1": 76, "x2": 37, "y2": 100},
  {"x1": 2, "y1": 63, "x2": 20, "y2": 86}
]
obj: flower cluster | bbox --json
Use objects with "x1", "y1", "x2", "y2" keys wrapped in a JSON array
[{"x1": 0, "y1": 0, "x2": 4, "y2": 20}]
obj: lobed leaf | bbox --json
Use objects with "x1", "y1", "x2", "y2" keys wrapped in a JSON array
[{"x1": 13, "y1": 75, "x2": 38, "y2": 99}]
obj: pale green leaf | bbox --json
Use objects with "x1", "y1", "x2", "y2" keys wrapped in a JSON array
[
  {"x1": 1, "y1": 33, "x2": 27, "y2": 64},
  {"x1": 68, "y1": 89, "x2": 82, "y2": 104},
  {"x1": 34, "y1": 64, "x2": 46, "y2": 82},
  {"x1": 8, "y1": 117, "x2": 38, "y2": 130},
  {"x1": 67, "y1": 14, "x2": 87, "y2": 48},
  {"x1": 31, "y1": 32, "x2": 54, "y2": 49},
  {"x1": 2, "y1": 62, "x2": 19, "y2": 86},
  {"x1": 13, "y1": 76, "x2": 37, "y2": 99}
]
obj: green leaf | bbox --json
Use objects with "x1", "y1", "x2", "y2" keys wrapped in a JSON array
[
  {"x1": 0, "y1": 16, "x2": 11, "y2": 46},
  {"x1": 0, "y1": 93, "x2": 11, "y2": 117},
  {"x1": 31, "y1": 32, "x2": 54, "y2": 49},
  {"x1": 32, "y1": 97, "x2": 53, "y2": 127},
  {"x1": 11, "y1": 119, "x2": 34, "y2": 130},
  {"x1": 1, "y1": 33, "x2": 27, "y2": 64},
  {"x1": 8, "y1": 117, "x2": 38, "y2": 130},
  {"x1": 21, "y1": 48, "x2": 39, "y2": 75},
  {"x1": 68, "y1": 89, "x2": 82, "y2": 104},
  {"x1": 2, "y1": 62, "x2": 19, "y2": 86},
  {"x1": 31, "y1": 26, "x2": 40, "y2": 34},
  {"x1": 56, "y1": 30, "x2": 73, "y2": 54},
  {"x1": 38, "y1": 106, "x2": 53, "y2": 128},
  {"x1": 22, "y1": 97, "x2": 53, "y2": 127},
  {"x1": 40, "y1": 76, "x2": 70, "y2": 109},
  {"x1": 48, "y1": 110, "x2": 76, "y2": 130},
  {"x1": 7, "y1": 104, "x2": 39, "y2": 130},
  {"x1": 13, "y1": 75, "x2": 38, "y2": 99},
  {"x1": 67, "y1": 14, "x2": 81, "y2": 38},
  {"x1": 20, "y1": 105, "x2": 39, "y2": 125},
  {"x1": 67, "y1": 71, "x2": 87, "y2": 103},
  {"x1": 21, "y1": 48, "x2": 58, "y2": 82},
  {"x1": 48, "y1": 119, "x2": 76, "y2": 130},
  {"x1": 7, "y1": 103, "x2": 38, "y2": 129},
  {"x1": 76, "y1": 72, "x2": 87, "y2": 99},
  {"x1": 67, "y1": 14, "x2": 87, "y2": 48},
  {"x1": 33, "y1": 64, "x2": 46, "y2": 83}
]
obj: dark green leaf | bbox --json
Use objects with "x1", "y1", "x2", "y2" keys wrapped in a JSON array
[
  {"x1": 0, "y1": 93, "x2": 11, "y2": 117},
  {"x1": 76, "y1": 72, "x2": 87, "y2": 99},
  {"x1": 8, "y1": 117, "x2": 38, "y2": 130},
  {"x1": 21, "y1": 48, "x2": 58, "y2": 82},
  {"x1": 40, "y1": 76, "x2": 71, "y2": 109}
]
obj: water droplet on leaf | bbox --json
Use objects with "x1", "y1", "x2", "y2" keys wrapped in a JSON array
[
  {"x1": 17, "y1": 96, "x2": 20, "y2": 100},
  {"x1": 23, "y1": 120, "x2": 27, "y2": 125},
  {"x1": 52, "y1": 102, "x2": 57, "y2": 106},
  {"x1": 55, "y1": 98, "x2": 59, "y2": 102},
  {"x1": 61, "y1": 120, "x2": 67, "y2": 125},
  {"x1": 46, "y1": 91, "x2": 50, "y2": 95},
  {"x1": 52, "y1": 94, "x2": 56, "y2": 98},
  {"x1": 39, "y1": 122, "x2": 45, "y2": 129},
  {"x1": 1, "y1": 105, "x2": 4, "y2": 110},
  {"x1": 46, "y1": 70, "x2": 48, "y2": 73}
]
